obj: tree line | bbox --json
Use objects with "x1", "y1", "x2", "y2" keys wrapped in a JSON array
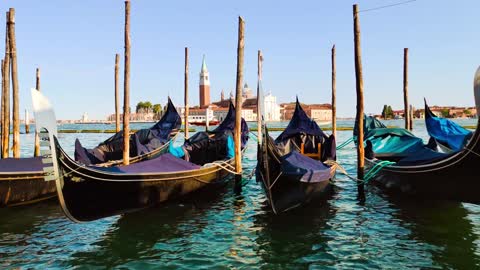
[{"x1": 136, "y1": 101, "x2": 162, "y2": 114}]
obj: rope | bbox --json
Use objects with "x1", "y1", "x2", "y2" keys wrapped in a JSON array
[
  {"x1": 324, "y1": 160, "x2": 363, "y2": 183},
  {"x1": 203, "y1": 160, "x2": 240, "y2": 175},
  {"x1": 336, "y1": 137, "x2": 355, "y2": 150},
  {"x1": 464, "y1": 146, "x2": 480, "y2": 159},
  {"x1": 358, "y1": 0, "x2": 417, "y2": 13},
  {"x1": 363, "y1": 160, "x2": 396, "y2": 184},
  {"x1": 324, "y1": 159, "x2": 395, "y2": 185}
]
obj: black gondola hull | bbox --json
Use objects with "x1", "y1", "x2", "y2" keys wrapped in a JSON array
[
  {"x1": 56, "y1": 139, "x2": 236, "y2": 222},
  {"x1": 366, "y1": 118, "x2": 480, "y2": 203},
  {"x1": 0, "y1": 174, "x2": 55, "y2": 207},
  {"x1": 259, "y1": 174, "x2": 333, "y2": 213}
]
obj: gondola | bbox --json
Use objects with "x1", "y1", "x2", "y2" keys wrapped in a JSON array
[
  {"x1": 74, "y1": 97, "x2": 182, "y2": 166},
  {"x1": 358, "y1": 67, "x2": 480, "y2": 203},
  {"x1": 0, "y1": 158, "x2": 55, "y2": 207},
  {"x1": 32, "y1": 90, "x2": 249, "y2": 222},
  {"x1": 424, "y1": 99, "x2": 473, "y2": 151},
  {"x1": 256, "y1": 98, "x2": 337, "y2": 214}
]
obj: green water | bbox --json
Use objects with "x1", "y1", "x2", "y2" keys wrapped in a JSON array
[{"x1": 1, "y1": 119, "x2": 479, "y2": 269}]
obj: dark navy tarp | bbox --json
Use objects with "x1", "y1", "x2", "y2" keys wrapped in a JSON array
[
  {"x1": 169, "y1": 101, "x2": 248, "y2": 166},
  {"x1": 281, "y1": 151, "x2": 332, "y2": 183},
  {"x1": 0, "y1": 157, "x2": 44, "y2": 172},
  {"x1": 211, "y1": 101, "x2": 249, "y2": 147},
  {"x1": 75, "y1": 98, "x2": 182, "y2": 165},
  {"x1": 95, "y1": 153, "x2": 200, "y2": 173},
  {"x1": 274, "y1": 99, "x2": 336, "y2": 161},
  {"x1": 276, "y1": 99, "x2": 328, "y2": 142},
  {"x1": 425, "y1": 100, "x2": 472, "y2": 151}
]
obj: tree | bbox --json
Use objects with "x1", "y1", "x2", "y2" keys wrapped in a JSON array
[
  {"x1": 386, "y1": 105, "x2": 394, "y2": 119},
  {"x1": 136, "y1": 101, "x2": 145, "y2": 113},
  {"x1": 153, "y1": 104, "x2": 162, "y2": 114},
  {"x1": 464, "y1": 109, "x2": 472, "y2": 116},
  {"x1": 440, "y1": 108, "x2": 450, "y2": 118},
  {"x1": 144, "y1": 101, "x2": 152, "y2": 109},
  {"x1": 136, "y1": 101, "x2": 153, "y2": 113},
  {"x1": 381, "y1": 105, "x2": 388, "y2": 119}
]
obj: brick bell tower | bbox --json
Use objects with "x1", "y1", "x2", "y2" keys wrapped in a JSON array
[{"x1": 199, "y1": 55, "x2": 210, "y2": 108}]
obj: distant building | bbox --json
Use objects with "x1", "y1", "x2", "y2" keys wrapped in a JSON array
[
  {"x1": 199, "y1": 55, "x2": 210, "y2": 108},
  {"x1": 280, "y1": 102, "x2": 332, "y2": 121},
  {"x1": 81, "y1": 112, "x2": 88, "y2": 122},
  {"x1": 264, "y1": 92, "x2": 281, "y2": 121},
  {"x1": 242, "y1": 83, "x2": 254, "y2": 99}
]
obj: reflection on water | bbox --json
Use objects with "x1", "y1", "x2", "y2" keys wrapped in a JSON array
[{"x1": 0, "y1": 119, "x2": 479, "y2": 268}]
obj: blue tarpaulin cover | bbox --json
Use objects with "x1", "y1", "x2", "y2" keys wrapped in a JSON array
[
  {"x1": 281, "y1": 151, "x2": 332, "y2": 183},
  {"x1": 0, "y1": 157, "x2": 44, "y2": 172},
  {"x1": 211, "y1": 102, "x2": 249, "y2": 148},
  {"x1": 425, "y1": 100, "x2": 472, "y2": 151},
  {"x1": 75, "y1": 98, "x2": 182, "y2": 165},
  {"x1": 358, "y1": 116, "x2": 451, "y2": 165},
  {"x1": 95, "y1": 153, "x2": 200, "y2": 173}
]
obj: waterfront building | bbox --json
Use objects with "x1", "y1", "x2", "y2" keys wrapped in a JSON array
[{"x1": 280, "y1": 102, "x2": 332, "y2": 121}]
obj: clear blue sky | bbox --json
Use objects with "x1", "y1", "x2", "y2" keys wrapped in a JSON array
[{"x1": 0, "y1": 0, "x2": 479, "y2": 120}]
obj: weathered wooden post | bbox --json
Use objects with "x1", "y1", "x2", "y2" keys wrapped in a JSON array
[
  {"x1": 184, "y1": 47, "x2": 189, "y2": 139},
  {"x1": 410, "y1": 104, "x2": 414, "y2": 130},
  {"x1": 2, "y1": 12, "x2": 10, "y2": 158},
  {"x1": 403, "y1": 48, "x2": 410, "y2": 130},
  {"x1": 24, "y1": 109, "x2": 29, "y2": 134},
  {"x1": 256, "y1": 50, "x2": 263, "y2": 144},
  {"x1": 0, "y1": 59, "x2": 3, "y2": 156},
  {"x1": 234, "y1": 16, "x2": 245, "y2": 183},
  {"x1": 8, "y1": 8, "x2": 20, "y2": 158},
  {"x1": 115, "y1": 53, "x2": 120, "y2": 132},
  {"x1": 331, "y1": 44, "x2": 337, "y2": 138},
  {"x1": 353, "y1": 4, "x2": 365, "y2": 195},
  {"x1": 123, "y1": 0, "x2": 131, "y2": 165},
  {"x1": 205, "y1": 107, "x2": 210, "y2": 131},
  {"x1": 34, "y1": 68, "x2": 40, "y2": 156},
  {"x1": 36, "y1": 68, "x2": 40, "y2": 92},
  {"x1": 2, "y1": 59, "x2": 9, "y2": 158}
]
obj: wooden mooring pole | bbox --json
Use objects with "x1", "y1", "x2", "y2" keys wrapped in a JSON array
[
  {"x1": 256, "y1": 50, "x2": 262, "y2": 145},
  {"x1": 184, "y1": 47, "x2": 189, "y2": 139},
  {"x1": 34, "y1": 68, "x2": 40, "y2": 156},
  {"x1": 123, "y1": 0, "x2": 131, "y2": 165},
  {"x1": 353, "y1": 4, "x2": 365, "y2": 196},
  {"x1": 24, "y1": 109, "x2": 29, "y2": 134},
  {"x1": 331, "y1": 44, "x2": 337, "y2": 138},
  {"x1": 2, "y1": 11, "x2": 10, "y2": 158},
  {"x1": 115, "y1": 53, "x2": 120, "y2": 133},
  {"x1": 410, "y1": 105, "x2": 414, "y2": 130},
  {"x1": 8, "y1": 8, "x2": 20, "y2": 158},
  {"x1": 0, "y1": 59, "x2": 3, "y2": 156},
  {"x1": 403, "y1": 48, "x2": 410, "y2": 130},
  {"x1": 234, "y1": 16, "x2": 245, "y2": 183}
]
